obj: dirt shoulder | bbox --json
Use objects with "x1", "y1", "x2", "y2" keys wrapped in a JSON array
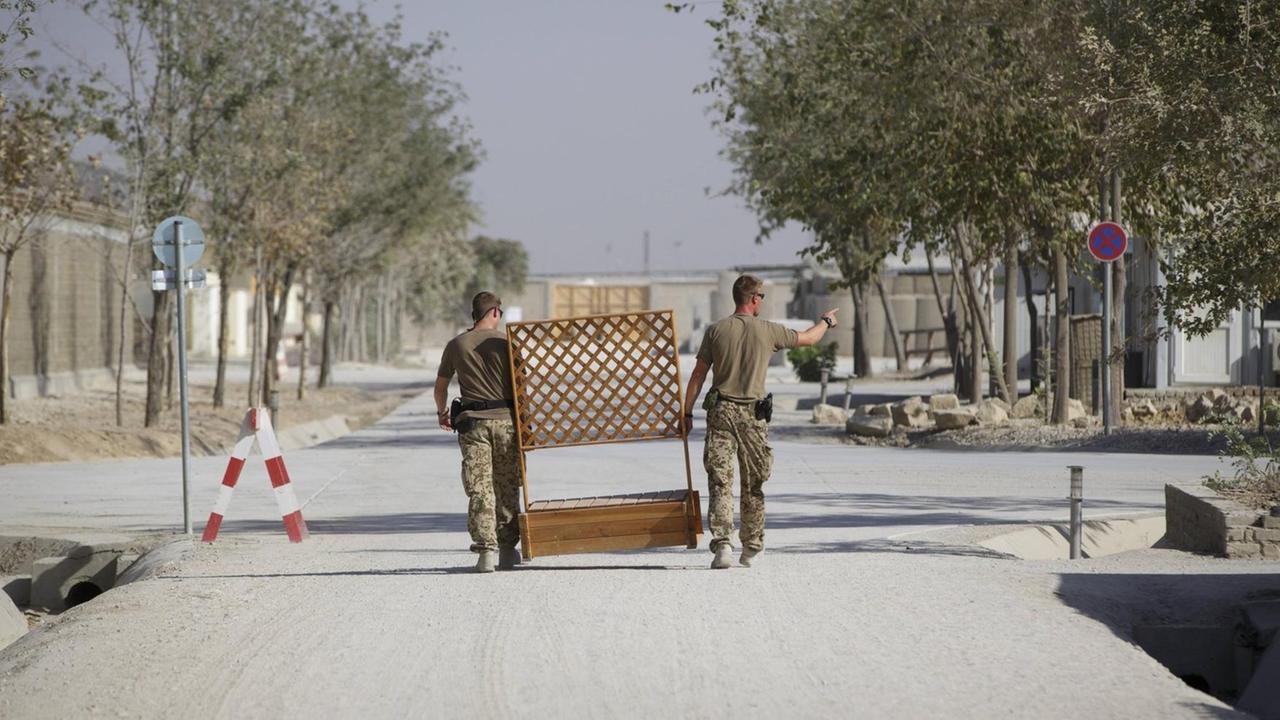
[{"x1": 0, "y1": 372, "x2": 423, "y2": 465}]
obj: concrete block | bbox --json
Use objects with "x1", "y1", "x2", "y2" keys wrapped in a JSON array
[
  {"x1": 978, "y1": 525, "x2": 1070, "y2": 560},
  {"x1": 846, "y1": 415, "x2": 894, "y2": 438},
  {"x1": 934, "y1": 408, "x2": 976, "y2": 430},
  {"x1": 1263, "y1": 515, "x2": 1280, "y2": 530},
  {"x1": 0, "y1": 592, "x2": 25, "y2": 651},
  {"x1": 1265, "y1": 544, "x2": 1280, "y2": 560},
  {"x1": 929, "y1": 393, "x2": 960, "y2": 410},
  {"x1": 1, "y1": 575, "x2": 31, "y2": 606},
  {"x1": 811, "y1": 403, "x2": 848, "y2": 425},
  {"x1": 1226, "y1": 542, "x2": 1262, "y2": 559},
  {"x1": 30, "y1": 553, "x2": 119, "y2": 613}
]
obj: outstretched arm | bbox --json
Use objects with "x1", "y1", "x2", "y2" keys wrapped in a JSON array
[
  {"x1": 682, "y1": 359, "x2": 711, "y2": 434},
  {"x1": 796, "y1": 308, "x2": 840, "y2": 347}
]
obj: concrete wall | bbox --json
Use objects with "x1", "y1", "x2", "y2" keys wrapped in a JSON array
[
  {"x1": 0, "y1": 204, "x2": 136, "y2": 399},
  {"x1": 1165, "y1": 483, "x2": 1280, "y2": 560}
]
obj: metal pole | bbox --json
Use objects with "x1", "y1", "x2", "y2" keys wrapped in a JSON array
[
  {"x1": 843, "y1": 375, "x2": 854, "y2": 411},
  {"x1": 175, "y1": 221, "x2": 192, "y2": 535},
  {"x1": 1260, "y1": 320, "x2": 1267, "y2": 436},
  {"x1": 1102, "y1": 264, "x2": 1112, "y2": 435},
  {"x1": 818, "y1": 368, "x2": 830, "y2": 406},
  {"x1": 1068, "y1": 465, "x2": 1083, "y2": 559}
]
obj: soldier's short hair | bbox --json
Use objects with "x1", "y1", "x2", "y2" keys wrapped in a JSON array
[
  {"x1": 471, "y1": 291, "x2": 501, "y2": 322},
  {"x1": 732, "y1": 275, "x2": 765, "y2": 305}
]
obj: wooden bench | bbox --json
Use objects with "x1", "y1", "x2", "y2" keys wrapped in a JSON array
[
  {"x1": 507, "y1": 310, "x2": 703, "y2": 559},
  {"x1": 900, "y1": 328, "x2": 948, "y2": 366}
]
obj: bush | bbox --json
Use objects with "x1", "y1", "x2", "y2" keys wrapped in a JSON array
[
  {"x1": 787, "y1": 343, "x2": 836, "y2": 382},
  {"x1": 1204, "y1": 423, "x2": 1280, "y2": 510}
]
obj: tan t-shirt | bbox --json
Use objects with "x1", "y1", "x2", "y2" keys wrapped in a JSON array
[
  {"x1": 696, "y1": 314, "x2": 799, "y2": 402},
  {"x1": 437, "y1": 328, "x2": 514, "y2": 421}
]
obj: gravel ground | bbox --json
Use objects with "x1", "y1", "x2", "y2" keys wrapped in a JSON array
[{"x1": 0, "y1": 390, "x2": 1270, "y2": 718}]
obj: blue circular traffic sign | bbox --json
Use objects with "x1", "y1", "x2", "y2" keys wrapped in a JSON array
[{"x1": 1087, "y1": 222, "x2": 1128, "y2": 263}]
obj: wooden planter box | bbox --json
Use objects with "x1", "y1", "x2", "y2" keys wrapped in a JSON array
[
  {"x1": 519, "y1": 490, "x2": 702, "y2": 559},
  {"x1": 507, "y1": 311, "x2": 703, "y2": 559}
]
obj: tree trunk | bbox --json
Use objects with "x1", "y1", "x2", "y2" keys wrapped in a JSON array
[
  {"x1": 1021, "y1": 260, "x2": 1040, "y2": 392},
  {"x1": 114, "y1": 230, "x2": 135, "y2": 427},
  {"x1": 0, "y1": 251, "x2": 15, "y2": 424},
  {"x1": 213, "y1": 256, "x2": 233, "y2": 408},
  {"x1": 1052, "y1": 248, "x2": 1071, "y2": 424},
  {"x1": 953, "y1": 230, "x2": 1011, "y2": 404},
  {"x1": 143, "y1": 275, "x2": 170, "y2": 427},
  {"x1": 1003, "y1": 240, "x2": 1019, "y2": 399},
  {"x1": 297, "y1": 271, "x2": 309, "y2": 401},
  {"x1": 262, "y1": 265, "x2": 295, "y2": 406},
  {"x1": 850, "y1": 283, "x2": 873, "y2": 378},
  {"x1": 319, "y1": 298, "x2": 335, "y2": 389},
  {"x1": 875, "y1": 275, "x2": 907, "y2": 371},
  {"x1": 1110, "y1": 169, "x2": 1126, "y2": 423},
  {"x1": 247, "y1": 257, "x2": 262, "y2": 409}
]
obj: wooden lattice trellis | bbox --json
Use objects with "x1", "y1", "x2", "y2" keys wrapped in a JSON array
[{"x1": 506, "y1": 310, "x2": 702, "y2": 558}]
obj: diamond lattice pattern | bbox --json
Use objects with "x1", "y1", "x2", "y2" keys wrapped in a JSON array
[{"x1": 507, "y1": 311, "x2": 683, "y2": 449}]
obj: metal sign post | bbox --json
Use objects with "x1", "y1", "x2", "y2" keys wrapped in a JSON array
[
  {"x1": 1087, "y1": 222, "x2": 1128, "y2": 436},
  {"x1": 152, "y1": 216, "x2": 206, "y2": 535}
]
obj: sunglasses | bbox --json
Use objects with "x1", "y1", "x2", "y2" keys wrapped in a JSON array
[{"x1": 754, "y1": 293, "x2": 766, "y2": 301}]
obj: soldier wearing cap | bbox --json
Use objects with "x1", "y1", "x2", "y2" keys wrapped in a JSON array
[
  {"x1": 434, "y1": 291, "x2": 521, "y2": 573},
  {"x1": 683, "y1": 274, "x2": 837, "y2": 569}
]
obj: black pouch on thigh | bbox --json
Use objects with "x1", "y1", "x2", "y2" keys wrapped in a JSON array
[
  {"x1": 754, "y1": 393, "x2": 773, "y2": 423},
  {"x1": 456, "y1": 416, "x2": 478, "y2": 434}
]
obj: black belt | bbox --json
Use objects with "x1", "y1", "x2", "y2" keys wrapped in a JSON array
[{"x1": 460, "y1": 398, "x2": 514, "y2": 412}]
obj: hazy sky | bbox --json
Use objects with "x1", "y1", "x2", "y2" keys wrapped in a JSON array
[{"x1": 28, "y1": 1, "x2": 811, "y2": 274}]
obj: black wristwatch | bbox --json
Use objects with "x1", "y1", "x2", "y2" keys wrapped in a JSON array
[{"x1": 821, "y1": 316, "x2": 835, "y2": 328}]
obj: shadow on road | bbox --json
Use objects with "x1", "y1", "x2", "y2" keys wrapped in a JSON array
[
  {"x1": 767, "y1": 492, "x2": 1161, "y2": 529},
  {"x1": 776, "y1": 538, "x2": 1012, "y2": 559},
  {"x1": 219, "y1": 511, "x2": 467, "y2": 535}
]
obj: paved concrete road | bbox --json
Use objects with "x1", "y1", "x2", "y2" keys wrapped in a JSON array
[{"x1": 0, "y1": 391, "x2": 1262, "y2": 718}]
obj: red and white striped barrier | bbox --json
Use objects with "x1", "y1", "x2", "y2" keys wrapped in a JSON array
[{"x1": 202, "y1": 407, "x2": 309, "y2": 543}]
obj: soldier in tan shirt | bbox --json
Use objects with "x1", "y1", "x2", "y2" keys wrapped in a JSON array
[
  {"x1": 434, "y1": 292, "x2": 521, "y2": 573},
  {"x1": 683, "y1": 274, "x2": 837, "y2": 569}
]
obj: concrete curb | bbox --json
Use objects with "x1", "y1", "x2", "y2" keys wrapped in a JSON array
[
  {"x1": 978, "y1": 513, "x2": 1166, "y2": 560},
  {"x1": 274, "y1": 414, "x2": 351, "y2": 452}
]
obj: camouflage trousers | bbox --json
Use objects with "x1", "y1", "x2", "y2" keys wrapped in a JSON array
[
  {"x1": 457, "y1": 418, "x2": 521, "y2": 552},
  {"x1": 703, "y1": 400, "x2": 773, "y2": 552}
]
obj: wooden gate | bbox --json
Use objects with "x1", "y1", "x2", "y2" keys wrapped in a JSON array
[{"x1": 506, "y1": 309, "x2": 702, "y2": 558}]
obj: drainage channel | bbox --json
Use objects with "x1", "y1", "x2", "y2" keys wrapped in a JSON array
[{"x1": 1, "y1": 532, "x2": 164, "y2": 651}]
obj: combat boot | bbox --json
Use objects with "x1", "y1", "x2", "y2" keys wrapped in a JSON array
[
  {"x1": 710, "y1": 544, "x2": 733, "y2": 569},
  {"x1": 476, "y1": 549, "x2": 497, "y2": 573},
  {"x1": 740, "y1": 548, "x2": 762, "y2": 568},
  {"x1": 498, "y1": 546, "x2": 522, "y2": 569}
]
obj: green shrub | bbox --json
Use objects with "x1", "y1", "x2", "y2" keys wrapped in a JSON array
[
  {"x1": 1204, "y1": 423, "x2": 1280, "y2": 510},
  {"x1": 787, "y1": 343, "x2": 836, "y2": 382}
]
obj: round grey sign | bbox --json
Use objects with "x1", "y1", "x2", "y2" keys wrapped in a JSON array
[{"x1": 152, "y1": 216, "x2": 206, "y2": 268}]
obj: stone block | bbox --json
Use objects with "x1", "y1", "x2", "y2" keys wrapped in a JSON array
[
  {"x1": 975, "y1": 400, "x2": 1009, "y2": 427},
  {"x1": 1259, "y1": 528, "x2": 1280, "y2": 543},
  {"x1": 988, "y1": 397, "x2": 1011, "y2": 413},
  {"x1": 31, "y1": 552, "x2": 119, "y2": 613},
  {"x1": 1011, "y1": 396, "x2": 1042, "y2": 419},
  {"x1": 1067, "y1": 398, "x2": 1087, "y2": 421},
  {"x1": 1131, "y1": 400, "x2": 1158, "y2": 418},
  {"x1": 929, "y1": 393, "x2": 960, "y2": 411},
  {"x1": 934, "y1": 408, "x2": 976, "y2": 430},
  {"x1": 868, "y1": 404, "x2": 892, "y2": 417},
  {"x1": 0, "y1": 592, "x2": 25, "y2": 651},
  {"x1": 891, "y1": 397, "x2": 928, "y2": 428},
  {"x1": 846, "y1": 415, "x2": 894, "y2": 438},
  {"x1": 1264, "y1": 544, "x2": 1280, "y2": 560},
  {"x1": 1186, "y1": 396, "x2": 1214, "y2": 423},
  {"x1": 1226, "y1": 542, "x2": 1262, "y2": 559},
  {"x1": 1263, "y1": 515, "x2": 1280, "y2": 530},
  {"x1": 811, "y1": 403, "x2": 848, "y2": 425}
]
